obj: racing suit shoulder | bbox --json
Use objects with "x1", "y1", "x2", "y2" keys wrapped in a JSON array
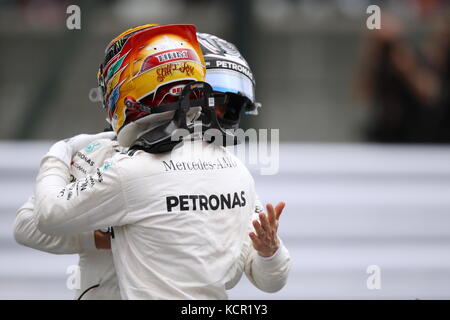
[
  {"x1": 35, "y1": 153, "x2": 129, "y2": 236},
  {"x1": 71, "y1": 139, "x2": 122, "y2": 179}
]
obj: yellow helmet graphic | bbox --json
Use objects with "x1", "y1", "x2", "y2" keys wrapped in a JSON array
[{"x1": 97, "y1": 24, "x2": 206, "y2": 145}]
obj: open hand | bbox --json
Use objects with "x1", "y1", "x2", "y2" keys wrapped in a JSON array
[{"x1": 249, "y1": 202, "x2": 285, "y2": 258}]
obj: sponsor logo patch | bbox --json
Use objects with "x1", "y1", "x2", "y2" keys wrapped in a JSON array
[
  {"x1": 140, "y1": 48, "x2": 199, "y2": 73},
  {"x1": 166, "y1": 191, "x2": 247, "y2": 212},
  {"x1": 76, "y1": 152, "x2": 95, "y2": 167},
  {"x1": 100, "y1": 162, "x2": 113, "y2": 172},
  {"x1": 169, "y1": 84, "x2": 185, "y2": 96},
  {"x1": 84, "y1": 142, "x2": 101, "y2": 153}
]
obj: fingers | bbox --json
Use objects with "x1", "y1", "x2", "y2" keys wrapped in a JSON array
[
  {"x1": 259, "y1": 212, "x2": 271, "y2": 234},
  {"x1": 250, "y1": 202, "x2": 285, "y2": 257},
  {"x1": 252, "y1": 202, "x2": 285, "y2": 243},
  {"x1": 249, "y1": 232, "x2": 262, "y2": 250},
  {"x1": 266, "y1": 203, "x2": 276, "y2": 225},
  {"x1": 252, "y1": 219, "x2": 265, "y2": 238},
  {"x1": 274, "y1": 202, "x2": 285, "y2": 220}
]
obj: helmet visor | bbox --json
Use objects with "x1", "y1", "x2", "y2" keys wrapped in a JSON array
[{"x1": 205, "y1": 69, "x2": 254, "y2": 103}]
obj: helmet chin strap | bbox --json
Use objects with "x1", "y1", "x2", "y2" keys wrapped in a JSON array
[{"x1": 128, "y1": 81, "x2": 239, "y2": 154}]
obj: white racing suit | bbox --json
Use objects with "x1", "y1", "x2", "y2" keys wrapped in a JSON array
[
  {"x1": 14, "y1": 139, "x2": 122, "y2": 299},
  {"x1": 20, "y1": 138, "x2": 290, "y2": 299}
]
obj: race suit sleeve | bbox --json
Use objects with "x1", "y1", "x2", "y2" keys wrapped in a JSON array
[
  {"x1": 14, "y1": 196, "x2": 97, "y2": 254},
  {"x1": 34, "y1": 155, "x2": 129, "y2": 236},
  {"x1": 243, "y1": 235, "x2": 291, "y2": 293}
]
